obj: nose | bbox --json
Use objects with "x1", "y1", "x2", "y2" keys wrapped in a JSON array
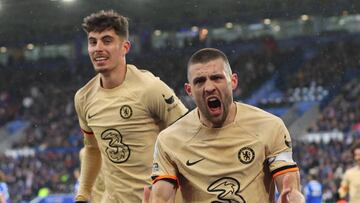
[
  {"x1": 93, "y1": 41, "x2": 105, "y2": 51},
  {"x1": 204, "y1": 80, "x2": 216, "y2": 94}
]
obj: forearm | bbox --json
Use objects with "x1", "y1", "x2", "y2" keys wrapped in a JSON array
[
  {"x1": 275, "y1": 171, "x2": 301, "y2": 192},
  {"x1": 76, "y1": 146, "x2": 102, "y2": 201},
  {"x1": 151, "y1": 180, "x2": 176, "y2": 203},
  {"x1": 276, "y1": 172, "x2": 305, "y2": 203}
]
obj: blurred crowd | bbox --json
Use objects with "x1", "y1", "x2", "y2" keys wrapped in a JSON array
[
  {"x1": 0, "y1": 35, "x2": 359, "y2": 202},
  {"x1": 307, "y1": 76, "x2": 360, "y2": 134}
]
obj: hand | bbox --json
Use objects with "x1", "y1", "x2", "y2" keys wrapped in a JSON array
[
  {"x1": 277, "y1": 174, "x2": 305, "y2": 203},
  {"x1": 142, "y1": 185, "x2": 152, "y2": 203}
]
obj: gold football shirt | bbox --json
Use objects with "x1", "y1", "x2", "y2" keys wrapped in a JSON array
[
  {"x1": 340, "y1": 166, "x2": 360, "y2": 203},
  {"x1": 75, "y1": 64, "x2": 188, "y2": 202},
  {"x1": 152, "y1": 102, "x2": 298, "y2": 203}
]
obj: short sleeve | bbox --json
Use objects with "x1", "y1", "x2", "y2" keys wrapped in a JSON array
[
  {"x1": 144, "y1": 79, "x2": 188, "y2": 127},
  {"x1": 74, "y1": 90, "x2": 92, "y2": 134},
  {"x1": 151, "y1": 135, "x2": 178, "y2": 184},
  {"x1": 267, "y1": 118, "x2": 298, "y2": 177}
]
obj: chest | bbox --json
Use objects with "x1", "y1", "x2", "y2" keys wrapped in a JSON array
[
  {"x1": 84, "y1": 92, "x2": 160, "y2": 148},
  {"x1": 176, "y1": 128, "x2": 268, "y2": 179}
]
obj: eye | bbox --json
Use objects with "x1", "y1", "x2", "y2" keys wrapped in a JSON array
[
  {"x1": 210, "y1": 75, "x2": 224, "y2": 80},
  {"x1": 88, "y1": 39, "x2": 97, "y2": 46},
  {"x1": 103, "y1": 37, "x2": 113, "y2": 44}
]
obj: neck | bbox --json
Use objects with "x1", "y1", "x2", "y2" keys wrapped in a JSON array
[
  {"x1": 100, "y1": 64, "x2": 127, "y2": 89},
  {"x1": 200, "y1": 102, "x2": 237, "y2": 128}
]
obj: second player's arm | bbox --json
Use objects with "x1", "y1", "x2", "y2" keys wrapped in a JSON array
[
  {"x1": 337, "y1": 173, "x2": 349, "y2": 199},
  {"x1": 75, "y1": 133, "x2": 102, "y2": 202}
]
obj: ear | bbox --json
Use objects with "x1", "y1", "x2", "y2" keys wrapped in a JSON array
[
  {"x1": 231, "y1": 73, "x2": 238, "y2": 90},
  {"x1": 123, "y1": 40, "x2": 131, "y2": 54},
  {"x1": 184, "y1": 83, "x2": 192, "y2": 96}
]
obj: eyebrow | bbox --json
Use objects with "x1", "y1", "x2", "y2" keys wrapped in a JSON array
[
  {"x1": 192, "y1": 76, "x2": 205, "y2": 84},
  {"x1": 88, "y1": 34, "x2": 113, "y2": 41},
  {"x1": 209, "y1": 73, "x2": 224, "y2": 78}
]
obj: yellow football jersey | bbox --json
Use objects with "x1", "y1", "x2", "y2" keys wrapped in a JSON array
[
  {"x1": 152, "y1": 102, "x2": 298, "y2": 203},
  {"x1": 340, "y1": 166, "x2": 360, "y2": 203},
  {"x1": 74, "y1": 64, "x2": 188, "y2": 202}
]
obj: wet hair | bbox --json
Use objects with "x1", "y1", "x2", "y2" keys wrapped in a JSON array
[
  {"x1": 187, "y1": 48, "x2": 232, "y2": 81},
  {"x1": 82, "y1": 10, "x2": 129, "y2": 39}
]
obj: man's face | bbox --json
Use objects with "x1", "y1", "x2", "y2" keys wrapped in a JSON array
[
  {"x1": 87, "y1": 28, "x2": 130, "y2": 73},
  {"x1": 354, "y1": 148, "x2": 360, "y2": 166},
  {"x1": 185, "y1": 58, "x2": 238, "y2": 127}
]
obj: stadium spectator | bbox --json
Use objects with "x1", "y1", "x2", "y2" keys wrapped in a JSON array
[
  {"x1": 150, "y1": 48, "x2": 304, "y2": 202},
  {"x1": 337, "y1": 142, "x2": 360, "y2": 203},
  {"x1": 303, "y1": 171, "x2": 323, "y2": 203},
  {"x1": 74, "y1": 10, "x2": 187, "y2": 202},
  {"x1": 73, "y1": 168, "x2": 80, "y2": 195},
  {"x1": 0, "y1": 171, "x2": 10, "y2": 203}
]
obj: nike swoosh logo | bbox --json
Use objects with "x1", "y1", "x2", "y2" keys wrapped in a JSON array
[
  {"x1": 87, "y1": 113, "x2": 97, "y2": 119},
  {"x1": 186, "y1": 158, "x2": 205, "y2": 166}
]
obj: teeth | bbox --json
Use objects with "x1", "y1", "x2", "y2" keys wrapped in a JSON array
[
  {"x1": 209, "y1": 98, "x2": 217, "y2": 101},
  {"x1": 95, "y1": 57, "x2": 107, "y2": 61}
]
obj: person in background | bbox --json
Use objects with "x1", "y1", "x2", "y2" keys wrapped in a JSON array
[
  {"x1": 73, "y1": 168, "x2": 80, "y2": 195},
  {"x1": 304, "y1": 171, "x2": 322, "y2": 203},
  {"x1": 0, "y1": 171, "x2": 10, "y2": 203},
  {"x1": 337, "y1": 142, "x2": 360, "y2": 203}
]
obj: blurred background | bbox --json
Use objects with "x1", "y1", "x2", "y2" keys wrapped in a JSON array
[{"x1": 0, "y1": 0, "x2": 360, "y2": 202}]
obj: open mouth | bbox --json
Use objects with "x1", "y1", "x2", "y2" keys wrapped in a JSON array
[
  {"x1": 207, "y1": 97, "x2": 222, "y2": 115},
  {"x1": 94, "y1": 56, "x2": 108, "y2": 62},
  {"x1": 93, "y1": 55, "x2": 109, "y2": 65}
]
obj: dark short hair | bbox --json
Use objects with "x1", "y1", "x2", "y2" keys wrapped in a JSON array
[
  {"x1": 82, "y1": 10, "x2": 129, "y2": 39},
  {"x1": 187, "y1": 48, "x2": 232, "y2": 81},
  {"x1": 188, "y1": 48, "x2": 229, "y2": 66}
]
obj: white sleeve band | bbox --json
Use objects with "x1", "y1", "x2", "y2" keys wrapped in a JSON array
[{"x1": 269, "y1": 151, "x2": 294, "y2": 163}]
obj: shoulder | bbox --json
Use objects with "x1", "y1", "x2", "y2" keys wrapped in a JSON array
[
  {"x1": 128, "y1": 64, "x2": 173, "y2": 97},
  {"x1": 345, "y1": 166, "x2": 360, "y2": 175},
  {"x1": 158, "y1": 110, "x2": 199, "y2": 143},
  {"x1": 127, "y1": 64, "x2": 158, "y2": 85},
  {"x1": 236, "y1": 102, "x2": 284, "y2": 126},
  {"x1": 74, "y1": 74, "x2": 99, "y2": 104}
]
